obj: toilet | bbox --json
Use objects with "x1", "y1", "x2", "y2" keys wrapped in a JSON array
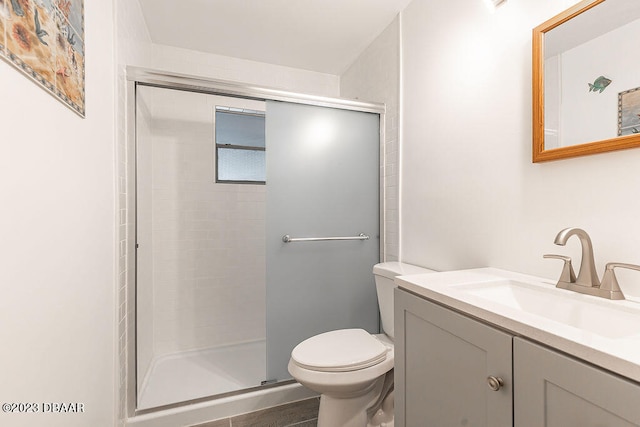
[{"x1": 288, "y1": 262, "x2": 435, "y2": 427}]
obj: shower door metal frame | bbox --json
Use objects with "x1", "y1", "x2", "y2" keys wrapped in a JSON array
[{"x1": 124, "y1": 66, "x2": 387, "y2": 416}]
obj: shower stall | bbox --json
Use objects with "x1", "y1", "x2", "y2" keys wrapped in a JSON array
[{"x1": 132, "y1": 72, "x2": 384, "y2": 412}]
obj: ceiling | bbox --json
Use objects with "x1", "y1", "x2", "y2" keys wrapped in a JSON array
[{"x1": 138, "y1": 0, "x2": 413, "y2": 75}]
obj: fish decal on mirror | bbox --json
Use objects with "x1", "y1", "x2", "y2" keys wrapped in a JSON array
[{"x1": 588, "y1": 76, "x2": 612, "y2": 93}]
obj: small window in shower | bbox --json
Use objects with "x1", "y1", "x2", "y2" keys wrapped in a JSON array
[{"x1": 215, "y1": 106, "x2": 266, "y2": 183}]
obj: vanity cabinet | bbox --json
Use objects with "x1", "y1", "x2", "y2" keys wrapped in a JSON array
[
  {"x1": 395, "y1": 288, "x2": 640, "y2": 427},
  {"x1": 514, "y1": 338, "x2": 640, "y2": 426},
  {"x1": 394, "y1": 288, "x2": 513, "y2": 426}
]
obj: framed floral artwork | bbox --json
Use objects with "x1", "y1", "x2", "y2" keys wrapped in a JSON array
[{"x1": 0, "y1": 0, "x2": 85, "y2": 117}]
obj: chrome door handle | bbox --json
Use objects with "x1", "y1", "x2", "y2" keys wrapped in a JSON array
[{"x1": 487, "y1": 376, "x2": 504, "y2": 391}]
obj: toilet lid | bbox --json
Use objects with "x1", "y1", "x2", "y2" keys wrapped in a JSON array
[{"x1": 291, "y1": 329, "x2": 388, "y2": 372}]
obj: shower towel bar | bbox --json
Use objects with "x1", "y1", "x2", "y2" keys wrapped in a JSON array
[{"x1": 282, "y1": 233, "x2": 369, "y2": 243}]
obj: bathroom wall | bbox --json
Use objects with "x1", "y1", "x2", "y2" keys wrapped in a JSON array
[
  {"x1": 400, "y1": 0, "x2": 640, "y2": 297},
  {"x1": 149, "y1": 44, "x2": 340, "y2": 98},
  {"x1": 341, "y1": 16, "x2": 401, "y2": 262},
  {"x1": 0, "y1": 2, "x2": 116, "y2": 427}
]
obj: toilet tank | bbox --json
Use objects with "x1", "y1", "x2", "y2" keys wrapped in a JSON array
[{"x1": 373, "y1": 262, "x2": 436, "y2": 339}]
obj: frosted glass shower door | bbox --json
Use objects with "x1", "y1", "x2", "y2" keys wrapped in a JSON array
[{"x1": 265, "y1": 101, "x2": 381, "y2": 381}]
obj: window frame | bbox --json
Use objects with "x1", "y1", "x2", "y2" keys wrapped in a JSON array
[{"x1": 214, "y1": 107, "x2": 266, "y2": 185}]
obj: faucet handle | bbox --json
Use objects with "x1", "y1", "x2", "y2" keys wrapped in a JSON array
[
  {"x1": 544, "y1": 254, "x2": 577, "y2": 284},
  {"x1": 599, "y1": 262, "x2": 640, "y2": 300}
]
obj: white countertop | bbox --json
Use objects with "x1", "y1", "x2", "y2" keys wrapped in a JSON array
[{"x1": 395, "y1": 268, "x2": 640, "y2": 383}]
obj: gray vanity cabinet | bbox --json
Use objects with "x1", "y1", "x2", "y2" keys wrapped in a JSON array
[
  {"x1": 395, "y1": 288, "x2": 640, "y2": 427},
  {"x1": 394, "y1": 289, "x2": 513, "y2": 427},
  {"x1": 514, "y1": 338, "x2": 640, "y2": 427}
]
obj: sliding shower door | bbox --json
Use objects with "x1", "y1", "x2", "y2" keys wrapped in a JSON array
[
  {"x1": 265, "y1": 101, "x2": 381, "y2": 382},
  {"x1": 135, "y1": 84, "x2": 381, "y2": 408},
  {"x1": 135, "y1": 85, "x2": 269, "y2": 409}
]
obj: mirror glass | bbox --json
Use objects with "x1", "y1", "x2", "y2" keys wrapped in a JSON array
[{"x1": 533, "y1": 0, "x2": 640, "y2": 162}]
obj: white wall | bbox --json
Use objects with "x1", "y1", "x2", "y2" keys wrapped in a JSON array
[
  {"x1": 401, "y1": 0, "x2": 640, "y2": 298},
  {"x1": 149, "y1": 44, "x2": 340, "y2": 98},
  {"x1": 341, "y1": 16, "x2": 401, "y2": 262},
  {"x1": 0, "y1": 1, "x2": 116, "y2": 427}
]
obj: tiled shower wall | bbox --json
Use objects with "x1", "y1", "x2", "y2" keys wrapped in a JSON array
[
  {"x1": 340, "y1": 17, "x2": 401, "y2": 262},
  {"x1": 115, "y1": 0, "x2": 154, "y2": 423}
]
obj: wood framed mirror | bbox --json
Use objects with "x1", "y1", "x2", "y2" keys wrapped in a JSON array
[{"x1": 533, "y1": 0, "x2": 640, "y2": 162}]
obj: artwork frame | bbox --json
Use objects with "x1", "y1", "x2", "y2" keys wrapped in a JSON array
[
  {"x1": 0, "y1": 0, "x2": 85, "y2": 117},
  {"x1": 618, "y1": 86, "x2": 640, "y2": 137}
]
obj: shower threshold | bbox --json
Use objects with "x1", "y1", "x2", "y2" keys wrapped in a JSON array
[{"x1": 138, "y1": 339, "x2": 266, "y2": 410}]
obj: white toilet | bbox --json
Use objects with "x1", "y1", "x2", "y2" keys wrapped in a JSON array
[{"x1": 288, "y1": 262, "x2": 435, "y2": 427}]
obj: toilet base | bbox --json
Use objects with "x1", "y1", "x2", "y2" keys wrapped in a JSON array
[
  {"x1": 367, "y1": 369, "x2": 394, "y2": 427},
  {"x1": 317, "y1": 376, "x2": 386, "y2": 427},
  {"x1": 367, "y1": 389, "x2": 394, "y2": 427}
]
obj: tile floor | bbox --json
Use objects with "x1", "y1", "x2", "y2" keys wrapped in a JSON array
[{"x1": 190, "y1": 397, "x2": 320, "y2": 427}]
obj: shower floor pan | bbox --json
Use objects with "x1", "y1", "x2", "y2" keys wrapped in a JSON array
[{"x1": 138, "y1": 339, "x2": 266, "y2": 410}]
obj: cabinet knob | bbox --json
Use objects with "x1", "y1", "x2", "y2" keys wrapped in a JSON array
[{"x1": 487, "y1": 376, "x2": 504, "y2": 391}]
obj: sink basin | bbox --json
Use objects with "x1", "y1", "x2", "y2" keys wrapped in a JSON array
[
  {"x1": 395, "y1": 267, "x2": 640, "y2": 384},
  {"x1": 455, "y1": 279, "x2": 640, "y2": 339}
]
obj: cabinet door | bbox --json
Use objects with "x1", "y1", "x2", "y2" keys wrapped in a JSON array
[
  {"x1": 395, "y1": 289, "x2": 513, "y2": 427},
  {"x1": 514, "y1": 338, "x2": 640, "y2": 427}
]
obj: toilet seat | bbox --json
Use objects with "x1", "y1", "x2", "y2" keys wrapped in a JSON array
[{"x1": 291, "y1": 329, "x2": 388, "y2": 372}]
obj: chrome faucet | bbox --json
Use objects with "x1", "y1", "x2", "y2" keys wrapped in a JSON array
[
  {"x1": 553, "y1": 227, "x2": 600, "y2": 288},
  {"x1": 544, "y1": 227, "x2": 636, "y2": 300}
]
